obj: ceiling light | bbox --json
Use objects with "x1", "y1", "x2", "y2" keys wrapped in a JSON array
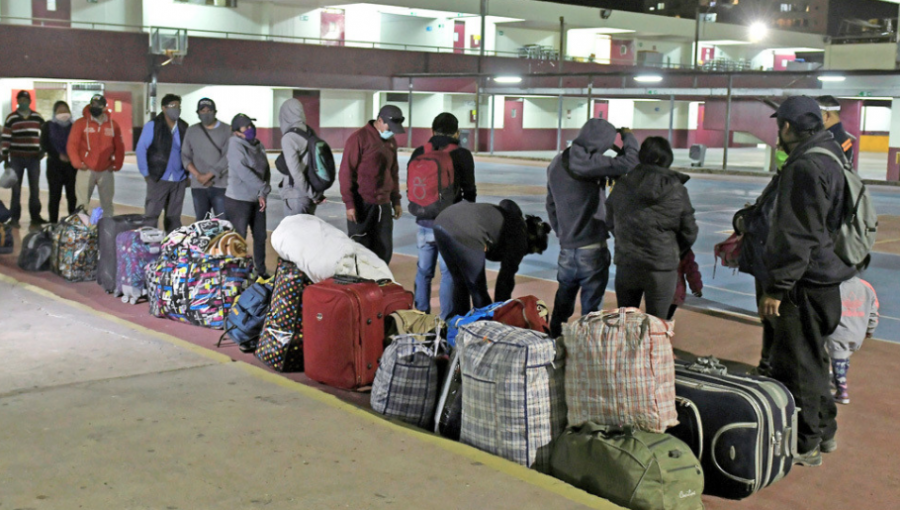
[
  {"x1": 818, "y1": 75, "x2": 846, "y2": 82},
  {"x1": 494, "y1": 76, "x2": 523, "y2": 84},
  {"x1": 748, "y1": 21, "x2": 768, "y2": 43},
  {"x1": 634, "y1": 75, "x2": 663, "y2": 83}
]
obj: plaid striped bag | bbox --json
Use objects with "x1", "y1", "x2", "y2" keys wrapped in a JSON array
[
  {"x1": 458, "y1": 321, "x2": 567, "y2": 472},
  {"x1": 564, "y1": 307, "x2": 677, "y2": 434},
  {"x1": 371, "y1": 334, "x2": 441, "y2": 428},
  {"x1": 256, "y1": 259, "x2": 312, "y2": 372}
]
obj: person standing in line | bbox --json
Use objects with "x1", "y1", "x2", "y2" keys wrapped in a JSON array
[
  {"x1": 278, "y1": 98, "x2": 324, "y2": 216},
  {"x1": 545, "y1": 118, "x2": 638, "y2": 338},
  {"x1": 759, "y1": 96, "x2": 857, "y2": 467},
  {"x1": 1, "y1": 90, "x2": 46, "y2": 228},
  {"x1": 817, "y1": 95, "x2": 855, "y2": 163},
  {"x1": 67, "y1": 94, "x2": 124, "y2": 217},
  {"x1": 182, "y1": 97, "x2": 229, "y2": 220},
  {"x1": 225, "y1": 114, "x2": 271, "y2": 277},
  {"x1": 136, "y1": 93, "x2": 189, "y2": 232},
  {"x1": 339, "y1": 105, "x2": 405, "y2": 264},
  {"x1": 408, "y1": 112, "x2": 476, "y2": 318},
  {"x1": 40, "y1": 101, "x2": 77, "y2": 223},
  {"x1": 606, "y1": 137, "x2": 698, "y2": 320}
]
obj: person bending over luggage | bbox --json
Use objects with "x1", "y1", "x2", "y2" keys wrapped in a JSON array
[
  {"x1": 40, "y1": 101, "x2": 77, "y2": 223},
  {"x1": 606, "y1": 137, "x2": 698, "y2": 319},
  {"x1": 279, "y1": 98, "x2": 325, "y2": 216},
  {"x1": 433, "y1": 199, "x2": 550, "y2": 319},
  {"x1": 409, "y1": 112, "x2": 476, "y2": 319},
  {"x1": 546, "y1": 118, "x2": 638, "y2": 338},
  {"x1": 225, "y1": 114, "x2": 271, "y2": 277}
]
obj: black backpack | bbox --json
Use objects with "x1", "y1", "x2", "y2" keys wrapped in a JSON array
[
  {"x1": 18, "y1": 225, "x2": 54, "y2": 272},
  {"x1": 275, "y1": 127, "x2": 336, "y2": 193}
]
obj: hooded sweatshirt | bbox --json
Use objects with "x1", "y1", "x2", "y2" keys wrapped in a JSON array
[
  {"x1": 606, "y1": 164, "x2": 698, "y2": 272},
  {"x1": 278, "y1": 99, "x2": 323, "y2": 202},
  {"x1": 66, "y1": 106, "x2": 125, "y2": 172},
  {"x1": 547, "y1": 119, "x2": 638, "y2": 249},
  {"x1": 226, "y1": 136, "x2": 271, "y2": 202}
]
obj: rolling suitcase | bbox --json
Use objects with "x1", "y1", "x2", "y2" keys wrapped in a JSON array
[
  {"x1": 668, "y1": 357, "x2": 797, "y2": 500},
  {"x1": 97, "y1": 214, "x2": 157, "y2": 294},
  {"x1": 116, "y1": 227, "x2": 164, "y2": 303},
  {"x1": 302, "y1": 276, "x2": 413, "y2": 390}
]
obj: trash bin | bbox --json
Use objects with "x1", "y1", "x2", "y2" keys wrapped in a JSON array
[{"x1": 689, "y1": 144, "x2": 707, "y2": 167}]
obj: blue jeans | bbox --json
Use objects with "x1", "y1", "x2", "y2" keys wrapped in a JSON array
[
  {"x1": 550, "y1": 245, "x2": 611, "y2": 338},
  {"x1": 192, "y1": 187, "x2": 226, "y2": 221},
  {"x1": 415, "y1": 226, "x2": 454, "y2": 319}
]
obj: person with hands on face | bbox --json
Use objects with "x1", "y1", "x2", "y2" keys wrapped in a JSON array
[
  {"x1": 339, "y1": 104, "x2": 405, "y2": 264},
  {"x1": 224, "y1": 114, "x2": 271, "y2": 277},
  {"x1": 40, "y1": 100, "x2": 77, "y2": 223},
  {"x1": 67, "y1": 94, "x2": 124, "y2": 217},
  {"x1": 182, "y1": 97, "x2": 230, "y2": 220},
  {"x1": 136, "y1": 93, "x2": 189, "y2": 232}
]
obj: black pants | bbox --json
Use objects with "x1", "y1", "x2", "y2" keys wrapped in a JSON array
[
  {"x1": 756, "y1": 279, "x2": 777, "y2": 374},
  {"x1": 434, "y1": 225, "x2": 492, "y2": 319},
  {"x1": 347, "y1": 202, "x2": 393, "y2": 264},
  {"x1": 46, "y1": 157, "x2": 77, "y2": 223},
  {"x1": 145, "y1": 178, "x2": 188, "y2": 233},
  {"x1": 9, "y1": 156, "x2": 42, "y2": 222},
  {"x1": 191, "y1": 186, "x2": 226, "y2": 221},
  {"x1": 224, "y1": 196, "x2": 267, "y2": 275},
  {"x1": 769, "y1": 284, "x2": 841, "y2": 454},
  {"x1": 615, "y1": 264, "x2": 679, "y2": 320}
]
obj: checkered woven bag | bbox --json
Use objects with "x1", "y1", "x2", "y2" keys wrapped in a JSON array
[
  {"x1": 564, "y1": 307, "x2": 677, "y2": 434},
  {"x1": 457, "y1": 321, "x2": 566, "y2": 472},
  {"x1": 371, "y1": 334, "x2": 441, "y2": 428},
  {"x1": 256, "y1": 259, "x2": 312, "y2": 372}
]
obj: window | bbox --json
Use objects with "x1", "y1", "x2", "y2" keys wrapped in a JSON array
[
  {"x1": 658, "y1": 2, "x2": 665, "y2": 9},
  {"x1": 780, "y1": 3, "x2": 792, "y2": 12}
]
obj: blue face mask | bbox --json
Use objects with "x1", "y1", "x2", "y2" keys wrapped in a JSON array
[
  {"x1": 243, "y1": 127, "x2": 257, "y2": 142},
  {"x1": 380, "y1": 129, "x2": 394, "y2": 140}
]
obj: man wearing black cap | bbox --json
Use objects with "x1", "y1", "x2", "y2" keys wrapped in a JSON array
[
  {"x1": 759, "y1": 95, "x2": 856, "y2": 467},
  {"x1": 1, "y1": 90, "x2": 46, "y2": 228},
  {"x1": 339, "y1": 104, "x2": 405, "y2": 264},
  {"x1": 182, "y1": 97, "x2": 230, "y2": 219},
  {"x1": 817, "y1": 95, "x2": 855, "y2": 164}
]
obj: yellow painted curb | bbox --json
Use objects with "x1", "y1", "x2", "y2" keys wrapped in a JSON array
[{"x1": 2, "y1": 271, "x2": 622, "y2": 510}]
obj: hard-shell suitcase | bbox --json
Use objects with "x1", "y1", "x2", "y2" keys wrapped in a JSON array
[
  {"x1": 302, "y1": 276, "x2": 413, "y2": 390},
  {"x1": 116, "y1": 227, "x2": 164, "y2": 304},
  {"x1": 97, "y1": 214, "x2": 156, "y2": 293},
  {"x1": 668, "y1": 357, "x2": 797, "y2": 500}
]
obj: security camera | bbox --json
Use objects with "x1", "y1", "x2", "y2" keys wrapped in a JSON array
[{"x1": 600, "y1": 9, "x2": 613, "y2": 19}]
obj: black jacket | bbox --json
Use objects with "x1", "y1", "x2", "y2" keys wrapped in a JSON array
[
  {"x1": 736, "y1": 173, "x2": 780, "y2": 283},
  {"x1": 764, "y1": 130, "x2": 856, "y2": 299},
  {"x1": 606, "y1": 164, "x2": 698, "y2": 271},
  {"x1": 546, "y1": 119, "x2": 638, "y2": 248},
  {"x1": 147, "y1": 113, "x2": 188, "y2": 182},
  {"x1": 828, "y1": 122, "x2": 854, "y2": 164},
  {"x1": 409, "y1": 135, "x2": 477, "y2": 227}
]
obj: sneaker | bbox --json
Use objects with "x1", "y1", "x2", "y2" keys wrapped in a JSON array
[
  {"x1": 31, "y1": 217, "x2": 47, "y2": 226},
  {"x1": 821, "y1": 438, "x2": 837, "y2": 454},
  {"x1": 793, "y1": 447, "x2": 823, "y2": 467},
  {"x1": 834, "y1": 391, "x2": 850, "y2": 405}
]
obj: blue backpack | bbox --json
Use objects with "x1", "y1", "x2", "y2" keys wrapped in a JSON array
[{"x1": 218, "y1": 278, "x2": 274, "y2": 352}]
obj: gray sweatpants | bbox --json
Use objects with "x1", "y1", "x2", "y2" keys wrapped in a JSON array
[{"x1": 145, "y1": 178, "x2": 188, "y2": 232}]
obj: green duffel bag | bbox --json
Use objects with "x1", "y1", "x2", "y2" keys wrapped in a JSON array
[{"x1": 550, "y1": 422, "x2": 704, "y2": 510}]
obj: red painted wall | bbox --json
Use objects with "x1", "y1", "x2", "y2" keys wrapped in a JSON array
[
  {"x1": 888, "y1": 148, "x2": 900, "y2": 181},
  {"x1": 703, "y1": 100, "x2": 778, "y2": 147},
  {"x1": 32, "y1": 0, "x2": 70, "y2": 28},
  {"x1": 104, "y1": 91, "x2": 133, "y2": 152}
]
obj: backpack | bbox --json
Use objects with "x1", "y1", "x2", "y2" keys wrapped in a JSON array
[
  {"x1": 18, "y1": 225, "x2": 54, "y2": 271},
  {"x1": 219, "y1": 277, "x2": 274, "y2": 352},
  {"x1": 713, "y1": 232, "x2": 742, "y2": 276},
  {"x1": 274, "y1": 127, "x2": 336, "y2": 193},
  {"x1": 407, "y1": 142, "x2": 458, "y2": 220},
  {"x1": 806, "y1": 147, "x2": 878, "y2": 266}
]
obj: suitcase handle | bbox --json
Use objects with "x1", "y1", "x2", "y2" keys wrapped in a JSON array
[
  {"x1": 332, "y1": 274, "x2": 373, "y2": 285},
  {"x1": 686, "y1": 356, "x2": 728, "y2": 376}
]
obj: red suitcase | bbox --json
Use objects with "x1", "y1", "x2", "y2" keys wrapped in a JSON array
[{"x1": 302, "y1": 276, "x2": 413, "y2": 390}]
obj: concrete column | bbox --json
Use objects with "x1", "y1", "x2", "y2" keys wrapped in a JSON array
[{"x1": 887, "y1": 98, "x2": 900, "y2": 181}]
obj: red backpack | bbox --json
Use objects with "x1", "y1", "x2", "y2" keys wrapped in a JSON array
[
  {"x1": 713, "y1": 233, "x2": 742, "y2": 277},
  {"x1": 407, "y1": 142, "x2": 458, "y2": 220}
]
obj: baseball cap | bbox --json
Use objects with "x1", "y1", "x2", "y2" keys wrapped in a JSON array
[
  {"x1": 378, "y1": 105, "x2": 406, "y2": 135},
  {"x1": 90, "y1": 94, "x2": 107, "y2": 106},
  {"x1": 197, "y1": 98, "x2": 217, "y2": 112},
  {"x1": 16, "y1": 90, "x2": 30, "y2": 100},
  {"x1": 231, "y1": 113, "x2": 256, "y2": 131},
  {"x1": 770, "y1": 95, "x2": 823, "y2": 130}
]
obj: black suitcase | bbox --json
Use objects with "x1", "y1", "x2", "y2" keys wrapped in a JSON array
[
  {"x1": 667, "y1": 357, "x2": 797, "y2": 500},
  {"x1": 97, "y1": 214, "x2": 157, "y2": 294}
]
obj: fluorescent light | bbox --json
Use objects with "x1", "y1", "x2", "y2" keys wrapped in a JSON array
[
  {"x1": 494, "y1": 76, "x2": 523, "y2": 84},
  {"x1": 593, "y1": 28, "x2": 636, "y2": 34},
  {"x1": 634, "y1": 75, "x2": 663, "y2": 83},
  {"x1": 749, "y1": 21, "x2": 768, "y2": 43},
  {"x1": 818, "y1": 75, "x2": 846, "y2": 82},
  {"x1": 702, "y1": 40, "x2": 751, "y2": 46}
]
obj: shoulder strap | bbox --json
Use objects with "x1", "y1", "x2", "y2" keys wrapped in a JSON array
[
  {"x1": 199, "y1": 124, "x2": 226, "y2": 157},
  {"x1": 805, "y1": 147, "x2": 851, "y2": 172}
]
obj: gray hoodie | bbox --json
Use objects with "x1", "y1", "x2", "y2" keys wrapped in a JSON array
[
  {"x1": 278, "y1": 99, "x2": 323, "y2": 202},
  {"x1": 546, "y1": 119, "x2": 639, "y2": 249},
  {"x1": 226, "y1": 136, "x2": 271, "y2": 202}
]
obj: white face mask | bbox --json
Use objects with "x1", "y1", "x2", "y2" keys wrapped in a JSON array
[{"x1": 55, "y1": 113, "x2": 72, "y2": 124}]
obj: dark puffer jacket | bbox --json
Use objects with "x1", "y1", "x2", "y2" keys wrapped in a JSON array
[{"x1": 606, "y1": 164, "x2": 698, "y2": 271}]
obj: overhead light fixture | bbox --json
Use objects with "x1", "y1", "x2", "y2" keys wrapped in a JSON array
[
  {"x1": 818, "y1": 75, "x2": 846, "y2": 82},
  {"x1": 494, "y1": 76, "x2": 523, "y2": 84},
  {"x1": 748, "y1": 21, "x2": 768, "y2": 43},
  {"x1": 634, "y1": 75, "x2": 663, "y2": 83}
]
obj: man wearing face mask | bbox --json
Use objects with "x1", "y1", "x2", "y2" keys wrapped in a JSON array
[
  {"x1": 339, "y1": 104, "x2": 405, "y2": 264},
  {"x1": 1, "y1": 90, "x2": 46, "y2": 228},
  {"x1": 67, "y1": 94, "x2": 124, "y2": 217},
  {"x1": 136, "y1": 93, "x2": 189, "y2": 232},
  {"x1": 40, "y1": 101, "x2": 77, "y2": 223},
  {"x1": 182, "y1": 98, "x2": 229, "y2": 220}
]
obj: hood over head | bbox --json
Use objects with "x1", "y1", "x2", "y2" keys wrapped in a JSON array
[
  {"x1": 572, "y1": 118, "x2": 618, "y2": 153},
  {"x1": 279, "y1": 98, "x2": 307, "y2": 134}
]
